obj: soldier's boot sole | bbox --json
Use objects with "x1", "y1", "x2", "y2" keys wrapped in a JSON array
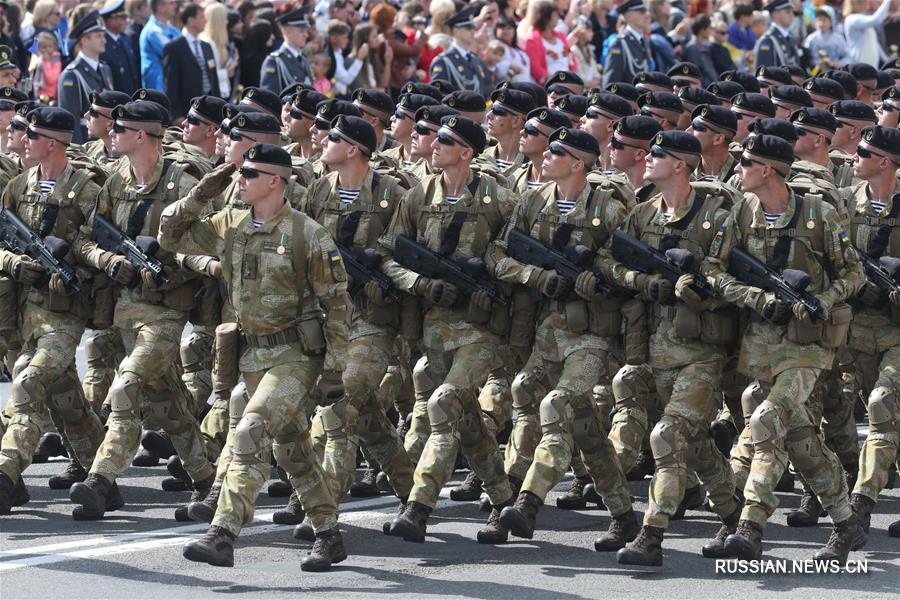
[
  {"x1": 299, "y1": 540, "x2": 347, "y2": 572},
  {"x1": 174, "y1": 506, "x2": 193, "y2": 522},
  {"x1": 131, "y1": 447, "x2": 160, "y2": 468},
  {"x1": 161, "y1": 477, "x2": 193, "y2": 492},
  {"x1": 292, "y1": 520, "x2": 316, "y2": 542},
  {"x1": 616, "y1": 546, "x2": 663, "y2": 566},
  {"x1": 888, "y1": 520, "x2": 900, "y2": 537},
  {"x1": 724, "y1": 532, "x2": 761, "y2": 560},
  {"x1": 69, "y1": 481, "x2": 106, "y2": 520},
  {"x1": 186, "y1": 501, "x2": 217, "y2": 524},
  {"x1": 498, "y1": 506, "x2": 535, "y2": 540},
  {"x1": 182, "y1": 539, "x2": 234, "y2": 567},
  {"x1": 582, "y1": 483, "x2": 607, "y2": 509},
  {"x1": 375, "y1": 471, "x2": 395, "y2": 494}
]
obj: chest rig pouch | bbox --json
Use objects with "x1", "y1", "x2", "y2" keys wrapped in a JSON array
[{"x1": 853, "y1": 193, "x2": 900, "y2": 324}]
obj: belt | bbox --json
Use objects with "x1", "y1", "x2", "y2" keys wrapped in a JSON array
[
  {"x1": 243, "y1": 327, "x2": 300, "y2": 348},
  {"x1": 652, "y1": 304, "x2": 677, "y2": 321}
]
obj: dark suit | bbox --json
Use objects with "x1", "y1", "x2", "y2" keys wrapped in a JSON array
[
  {"x1": 260, "y1": 46, "x2": 311, "y2": 95},
  {"x1": 163, "y1": 35, "x2": 221, "y2": 121},
  {"x1": 101, "y1": 31, "x2": 140, "y2": 96},
  {"x1": 57, "y1": 56, "x2": 113, "y2": 144},
  {"x1": 603, "y1": 30, "x2": 651, "y2": 86}
]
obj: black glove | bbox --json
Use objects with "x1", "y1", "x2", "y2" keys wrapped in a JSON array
[{"x1": 11, "y1": 256, "x2": 45, "y2": 286}]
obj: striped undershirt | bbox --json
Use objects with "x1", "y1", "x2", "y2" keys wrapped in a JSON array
[
  {"x1": 446, "y1": 195, "x2": 460, "y2": 204},
  {"x1": 557, "y1": 199, "x2": 575, "y2": 215},
  {"x1": 527, "y1": 180, "x2": 543, "y2": 189},
  {"x1": 403, "y1": 159, "x2": 414, "y2": 167},
  {"x1": 495, "y1": 158, "x2": 514, "y2": 171},
  {"x1": 661, "y1": 210, "x2": 674, "y2": 224},
  {"x1": 38, "y1": 180, "x2": 54, "y2": 194},
  {"x1": 251, "y1": 219, "x2": 264, "y2": 228},
  {"x1": 763, "y1": 211, "x2": 782, "y2": 225},
  {"x1": 338, "y1": 187, "x2": 360, "y2": 204},
  {"x1": 871, "y1": 200, "x2": 886, "y2": 214}
]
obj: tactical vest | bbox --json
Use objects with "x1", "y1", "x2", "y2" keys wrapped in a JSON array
[{"x1": 850, "y1": 191, "x2": 900, "y2": 326}]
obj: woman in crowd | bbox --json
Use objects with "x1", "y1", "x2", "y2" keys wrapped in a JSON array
[
  {"x1": 523, "y1": 0, "x2": 576, "y2": 86},
  {"x1": 239, "y1": 19, "x2": 273, "y2": 90},
  {"x1": 844, "y1": 0, "x2": 897, "y2": 66},
  {"x1": 494, "y1": 15, "x2": 531, "y2": 83},
  {"x1": 202, "y1": 3, "x2": 239, "y2": 101},
  {"x1": 349, "y1": 22, "x2": 391, "y2": 90}
]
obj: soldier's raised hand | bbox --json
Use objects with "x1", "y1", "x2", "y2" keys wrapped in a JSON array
[{"x1": 195, "y1": 163, "x2": 237, "y2": 201}]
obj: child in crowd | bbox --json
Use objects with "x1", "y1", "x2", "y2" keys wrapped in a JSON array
[
  {"x1": 32, "y1": 32, "x2": 61, "y2": 104},
  {"x1": 804, "y1": 6, "x2": 848, "y2": 69},
  {"x1": 311, "y1": 52, "x2": 333, "y2": 96},
  {"x1": 483, "y1": 40, "x2": 506, "y2": 81}
]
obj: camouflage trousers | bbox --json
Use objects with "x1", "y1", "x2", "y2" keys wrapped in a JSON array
[
  {"x1": 213, "y1": 357, "x2": 339, "y2": 537},
  {"x1": 0, "y1": 324, "x2": 104, "y2": 483},
  {"x1": 320, "y1": 333, "x2": 414, "y2": 501},
  {"x1": 200, "y1": 395, "x2": 230, "y2": 460},
  {"x1": 408, "y1": 342, "x2": 512, "y2": 509},
  {"x1": 732, "y1": 369, "x2": 852, "y2": 527},
  {"x1": 82, "y1": 327, "x2": 125, "y2": 412},
  {"x1": 90, "y1": 318, "x2": 213, "y2": 484},
  {"x1": 852, "y1": 345, "x2": 900, "y2": 501},
  {"x1": 200, "y1": 321, "x2": 244, "y2": 460},
  {"x1": 808, "y1": 351, "x2": 861, "y2": 469},
  {"x1": 608, "y1": 362, "x2": 655, "y2": 474},
  {"x1": 717, "y1": 356, "x2": 749, "y2": 433},
  {"x1": 644, "y1": 360, "x2": 737, "y2": 529},
  {"x1": 519, "y1": 347, "x2": 632, "y2": 517},
  {"x1": 180, "y1": 325, "x2": 215, "y2": 414}
]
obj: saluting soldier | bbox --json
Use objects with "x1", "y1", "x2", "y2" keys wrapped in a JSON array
[
  {"x1": 260, "y1": 9, "x2": 313, "y2": 95},
  {"x1": 58, "y1": 12, "x2": 114, "y2": 145},
  {"x1": 753, "y1": 0, "x2": 801, "y2": 69},
  {"x1": 602, "y1": 0, "x2": 652, "y2": 87}
]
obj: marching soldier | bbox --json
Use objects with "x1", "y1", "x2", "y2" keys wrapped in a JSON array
[
  {"x1": 753, "y1": 0, "x2": 801, "y2": 69},
  {"x1": 579, "y1": 92, "x2": 633, "y2": 172},
  {"x1": 285, "y1": 89, "x2": 327, "y2": 163},
  {"x1": 477, "y1": 89, "x2": 534, "y2": 179},
  {"x1": 829, "y1": 101, "x2": 878, "y2": 185},
  {"x1": 160, "y1": 144, "x2": 350, "y2": 571},
  {"x1": 510, "y1": 108, "x2": 572, "y2": 195},
  {"x1": 602, "y1": 0, "x2": 652, "y2": 87},
  {"x1": 351, "y1": 89, "x2": 398, "y2": 157},
  {"x1": 58, "y1": 12, "x2": 114, "y2": 145},
  {"x1": 688, "y1": 105, "x2": 739, "y2": 182},
  {"x1": 0, "y1": 107, "x2": 106, "y2": 513},
  {"x1": 378, "y1": 94, "x2": 439, "y2": 170},
  {"x1": 260, "y1": 9, "x2": 312, "y2": 95},
  {"x1": 81, "y1": 90, "x2": 132, "y2": 167}
]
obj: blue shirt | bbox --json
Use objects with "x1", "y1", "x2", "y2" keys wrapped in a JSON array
[
  {"x1": 727, "y1": 23, "x2": 756, "y2": 51},
  {"x1": 139, "y1": 15, "x2": 179, "y2": 90}
]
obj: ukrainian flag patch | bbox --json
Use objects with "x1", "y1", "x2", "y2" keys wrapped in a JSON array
[{"x1": 329, "y1": 250, "x2": 341, "y2": 262}]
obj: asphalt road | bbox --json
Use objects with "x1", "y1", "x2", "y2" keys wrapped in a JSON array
[{"x1": 1, "y1": 333, "x2": 898, "y2": 599}]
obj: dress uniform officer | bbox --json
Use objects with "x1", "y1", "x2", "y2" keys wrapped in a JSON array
[
  {"x1": 260, "y1": 9, "x2": 313, "y2": 95},
  {"x1": 429, "y1": 6, "x2": 494, "y2": 98},
  {"x1": 58, "y1": 11, "x2": 114, "y2": 145},
  {"x1": 100, "y1": 0, "x2": 140, "y2": 96},
  {"x1": 753, "y1": 0, "x2": 801, "y2": 69},
  {"x1": 602, "y1": 0, "x2": 652, "y2": 87}
]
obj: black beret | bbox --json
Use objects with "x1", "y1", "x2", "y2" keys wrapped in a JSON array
[
  {"x1": 90, "y1": 90, "x2": 131, "y2": 110},
  {"x1": 507, "y1": 81, "x2": 548, "y2": 108},
  {"x1": 882, "y1": 57, "x2": 900, "y2": 70},
  {"x1": 331, "y1": 114, "x2": 377, "y2": 156},
  {"x1": 0, "y1": 46, "x2": 14, "y2": 69},
  {"x1": 554, "y1": 94, "x2": 589, "y2": 118},
  {"x1": 275, "y1": 8, "x2": 311, "y2": 27},
  {"x1": 445, "y1": 5, "x2": 479, "y2": 28},
  {"x1": 132, "y1": 87, "x2": 170, "y2": 111},
  {"x1": 619, "y1": 0, "x2": 648, "y2": 13},
  {"x1": 763, "y1": 0, "x2": 792, "y2": 11},
  {"x1": 545, "y1": 70, "x2": 584, "y2": 92},
  {"x1": 526, "y1": 107, "x2": 572, "y2": 131},
  {"x1": 189, "y1": 95, "x2": 227, "y2": 123},
  {"x1": 881, "y1": 85, "x2": 900, "y2": 104},
  {"x1": 824, "y1": 69, "x2": 858, "y2": 99},
  {"x1": 732, "y1": 92, "x2": 776, "y2": 117},
  {"x1": 844, "y1": 62, "x2": 878, "y2": 83},
  {"x1": 769, "y1": 84, "x2": 813, "y2": 109},
  {"x1": 803, "y1": 77, "x2": 844, "y2": 102},
  {"x1": 707, "y1": 80, "x2": 746, "y2": 102},
  {"x1": 668, "y1": 62, "x2": 702, "y2": 85},
  {"x1": 27, "y1": 106, "x2": 75, "y2": 133},
  {"x1": 244, "y1": 143, "x2": 292, "y2": 168},
  {"x1": 613, "y1": 114, "x2": 663, "y2": 141},
  {"x1": 604, "y1": 81, "x2": 641, "y2": 102},
  {"x1": 588, "y1": 92, "x2": 634, "y2": 119},
  {"x1": 416, "y1": 104, "x2": 459, "y2": 127},
  {"x1": 397, "y1": 93, "x2": 441, "y2": 117},
  {"x1": 721, "y1": 70, "x2": 761, "y2": 93},
  {"x1": 634, "y1": 71, "x2": 674, "y2": 91},
  {"x1": 885, "y1": 68, "x2": 900, "y2": 80},
  {"x1": 14, "y1": 100, "x2": 39, "y2": 118},
  {"x1": 442, "y1": 90, "x2": 487, "y2": 113},
  {"x1": 230, "y1": 110, "x2": 281, "y2": 134},
  {"x1": 549, "y1": 127, "x2": 601, "y2": 159},
  {"x1": 430, "y1": 78, "x2": 457, "y2": 95},
  {"x1": 352, "y1": 88, "x2": 394, "y2": 120},
  {"x1": 316, "y1": 99, "x2": 360, "y2": 127},
  {"x1": 747, "y1": 117, "x2": 798, "y2": 143},
  {"x1": 755, "y1": 66, "x2": 792, "y2": 87},
  {"x1": 785, "y1": 65, "x2": 807, "y2": 82},
  {"x1": 790, "y1": 107, "x2": 837, "y2": 135},
  {"x1": 744, "y1": 133, "x2": 794, "y2": 166},
  {"x1": 113, "y1": 100, "x2": 167, "y2": 124},
  {"x1": 402, "y1": 81, "x2": 445, "y2": 102},
  {"x1": 860, "y1": 125, "x2": 900, "y2": 162},
  {"x1": 829, "y1": 100, "x2": 877, "y2": 122},
  {"x1": 279, "y1": 82, "x2": 309, "y2": 104},
  {"x1": 241, "y1": 86, "x2": 282, "y2": 119},
  {"x1": 68, "y1": 11, "x2": 104, "y2": 40},
  {"x1": 691, "y1": 104, "x2": 737, "y2": 135},
  {"x1": 0, "y1": 87, "x2": 29, "y2": 109},
  {"x1": 651, "y1": 130, "x2": 701, "y2": 159},
  {"x1": 291, "y1": 89, "x2": 327, "y2": 119},
  {"x1": 439, "y1": 114, "x2": 486, "y2": 154},
  {"x1": 677, "y1": 86, "x2": 720, "y2": 108},
  {"x1": 490, "y1": 89, "x2": 535, "y2": 115},
  {"x1": 637, "y1": 91, "x2": 683, "y2": 113},
  {"x1": 223, "y1": 102, "x2": 263, "y2": 121},
  {"x1": 875, "y1": 70, "x2": 895, "y2": 91}
]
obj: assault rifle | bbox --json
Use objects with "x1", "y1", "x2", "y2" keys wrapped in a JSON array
[{"x1": 0, "y1": 208, "x2": 79, "y2": 291}]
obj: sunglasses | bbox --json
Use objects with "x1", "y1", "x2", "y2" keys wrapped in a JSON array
[
  {"x1": 673, "y1": 79, "x2": 692, "y2": 88},
  {"x1": 834, "y1": 120, "x2": 848, "y2": 129},
  {"x1": 10, "y1": 120, "x2": 26, "y2": 131},
  {"x1": 523, "y1": 123, "x2": 546, "y2": 137},
  {"x1": 26, "y1": 128, "x2": 58, "y2": 141},
  {"x1": 610, "y1": 136, "x2": 643, "y2": 151},
  {"x1": 649, "y1": 145, "x2": 681, "y2": 161},
  {"x1": 112, "y1": 122, "x2": 143, "y2": 134},
  {"x1": 794, "y1": 126, "x2": 808, "y2": 137},
  {"x1": 739, "y1": 155, "x2": 767, "y2": 168},
  {"x1": 856, "y1": 145, "x2": 886, "y2": 160},
  {"x1": 490, "y1": 105, "x2": 510, "y2": 117},
  {"x1": 585, "y1": 107, "x2": 604, "y2": 120},
  {"x1": 186, "y1": 114, "x2": 206, "y2": 126},
  {"x1": 314, "y1": 121, "x2": 331, "y2": 130},
  {"x1": 642, "y1": 109, "x2": 679, "y2": 127},
  {"x1": 415, "y1": 123, "x2": 437, "y2": 136},
  {"x1": 436, "y1": 131, "x2": 459, "y2": 146},
  {"x1": 228, "y1": 129, "x2": 258, "y2": 142},
  {"x1": 549, "y1": 141, "x2": 578, "y2": 159},
  {"x1": 882, "y1": 103, "x2": 896, "y2": 113},
  {"x1": 88, "y1": 107, "x2": 112, "y2": 119},
  {"x1": 690, "y1": 118, "x2": 708, "y2": 132},
  {"x1": 393, "y1": 110, "x2": 410, "y2": 120},
  {"x1": 327, "y1": 130, "x2": 344, "y2": 144},
  {"x1": 239, "y1": 165, "x2": 282, "y2": 180},
  {"x1": 0, "y1": 101, "x2": 14, "y2": 112}
]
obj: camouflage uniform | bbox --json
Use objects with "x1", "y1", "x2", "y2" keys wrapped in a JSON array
[
  {"x1": 302, "y1": 169, "x2": 415, "y2": 501},
  {"x1": 490, "y1": 181, "x2": 632, "y2": 514},
  {"x1": 710, "y1": 191, "x2": 863, "y2": 527},
  {"x1": 845, "y1": 182, "x2": 900, "y2": 502},
  {"x1": 82, "y1": 327, "x2": 125, "y2": 412},
  {"x1": 379, "y1": 170, "x2": 515, "y2": 509},
  {"x1": 0, "y1": 164, "x2": 105, "y2": 484},
  {"x1": 81, "y1": 157, "x2": 214, "y2": 488},
  {"x1": 607, "y1": 188, "x2": 740, "y2": 528},
  {"x1": 159, "y1": 190, "x2": 350, "y2": 536}
]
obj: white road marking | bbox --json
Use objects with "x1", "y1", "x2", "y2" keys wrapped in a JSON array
[{"x1": 0, "y1": 490, "x2": 459, "y2": 572}]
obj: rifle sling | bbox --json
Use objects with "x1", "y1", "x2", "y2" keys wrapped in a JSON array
[
  {"x1": 866, "y1": 194, "x2": 900, "y2": 259},
  {"x1": 768, "y1": 195, "x2": 804, "y2": 271},
  {"x1": 438, "y1": 173, "x2": 480, "y2": 257},
  {"x1": 126, "y1": 159, "x2": 174, "y2": 238},
  {"x1": 659, "y1": 194, "x2": 704, "y2": 252}
]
